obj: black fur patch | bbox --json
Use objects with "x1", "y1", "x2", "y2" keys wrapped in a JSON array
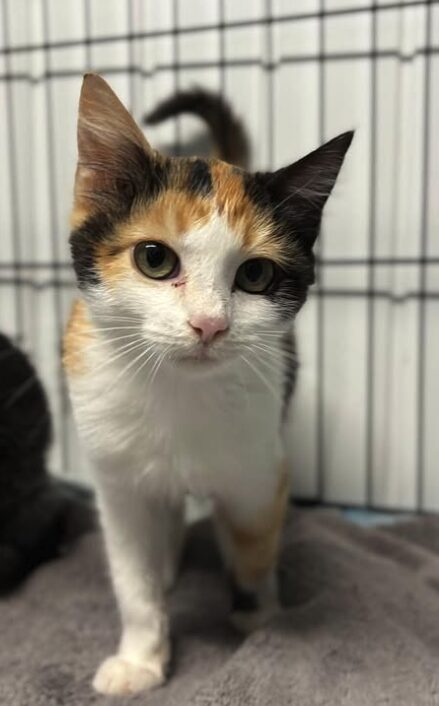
[
  {"x1": 70, "y1": 212, "x2": 116, "y2": 288},
  {"x1": 269, "y1": 257, "x2": 315, "y2": 321},
  {"x1": 70, "y1": 153, "x2": 171, "y2": 289},
  {"x1": 282, "y1": 331, "x2": 298, "y2": 422},
  {"x1": 242, "y1": 133, "x2": 353, "y2": 321},
  {"x1": 0, "y1": 333, "x2": 95, "y2": 594},
  {"x1": 230, "y1": 578, "x2": 259, "y2": 612},
  {"x1": 242, "y1": 171, "x2": 317, "y2": 319},
  {"x1": 242, "y1": 171, "x2": 274, "y2": 214},
  {"x1": 140, "y1": 152, "x2": 171, "y2": 202},
  {"x1": 187, "y1": 159, "x2": 212, "y2": 196}
]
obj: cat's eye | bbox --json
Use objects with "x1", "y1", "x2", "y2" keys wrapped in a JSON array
[
  {"x1": 235, "y1": 258, "x2": 275, "y2": 294},
  {"x1": 133, "y1": 241, "x2": 180, "y2": 280}
]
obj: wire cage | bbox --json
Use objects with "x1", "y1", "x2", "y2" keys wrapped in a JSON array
[{"x1": 0, "y1": 0, "x2": 437, "y2": 511}]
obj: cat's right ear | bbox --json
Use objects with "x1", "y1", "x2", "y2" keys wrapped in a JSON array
[{"x1": 73, "y1": 74, "x2": 154, "y2": 223}]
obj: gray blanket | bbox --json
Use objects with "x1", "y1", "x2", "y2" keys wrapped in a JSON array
[{"x1": 1, "y1": 509, "x2": 439, "y2": 705}]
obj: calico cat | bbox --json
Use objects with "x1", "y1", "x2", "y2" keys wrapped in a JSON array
[
  {"x1": 0, "y1": 333, "x2": 94, "y2": 594},
  {"x1": 63, "y1": 74, "x2": 353, "y2": 696}
]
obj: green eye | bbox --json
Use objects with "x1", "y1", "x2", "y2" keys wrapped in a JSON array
[
  {"x1": 235, "y1": 258, "x2": 275, "y2": 294},
  {"x1": 133, "y1": 241, "x2": 180, "y2": 280}
]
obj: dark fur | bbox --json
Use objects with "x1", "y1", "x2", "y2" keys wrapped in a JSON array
[
  {"x1": 144, "y1": 87, "x2": 250, "y2": 169},
  {"x1": 282, "y1": 332, "x2": 298, "y2": 421},
  {"x1": 187, "y1": 158, "x2": 213, "y2": 196},
  {"x1": 0, "y1": 333, "x2": 95, "y2": 594},
  {"x1": 230, "y1": 577, "x2": 259, "y2": 612}
]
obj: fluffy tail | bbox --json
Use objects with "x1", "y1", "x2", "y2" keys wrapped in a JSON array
[{"x1": 144, "y1": 88, "x2": 250, "y2": 169}]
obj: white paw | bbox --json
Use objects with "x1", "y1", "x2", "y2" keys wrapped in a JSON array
[{"x1": 92, "y1": 654, "x2": 166, "y2": 696}]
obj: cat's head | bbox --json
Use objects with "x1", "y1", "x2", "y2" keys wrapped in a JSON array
[{"x1": 70, "y1": 75, "x2": 352, "y2": 371}]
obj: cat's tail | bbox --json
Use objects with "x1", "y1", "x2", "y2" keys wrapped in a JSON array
[{"x1": 143, "y1": 88, "x2": 250, "y2": 169}]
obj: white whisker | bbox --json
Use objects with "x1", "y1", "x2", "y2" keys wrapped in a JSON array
[
  {"x1": 239, "y1": 353, "x2": 280, "y2": 400},
  {"x1": 89, "y1": 325, "x2": 139, "y2": 333},
  {"x1": 94, "y1": 339, "x2": 148, "y2": 373},
  {"x1": 79, "y1": 332, "x2": 141, "y2": 355},
  {"x1": 147, "y1": 345, "x2": 172, "y2": 389},
  {"x1": 110, "y1": 342, "x2": 156, "y2": 390}
]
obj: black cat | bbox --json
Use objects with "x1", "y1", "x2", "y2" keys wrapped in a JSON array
[{"x1": 0, "y1": 332, "x2": 95, "y2": 594}]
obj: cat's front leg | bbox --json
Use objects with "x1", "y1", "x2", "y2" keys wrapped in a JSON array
[
  {"x1": 92, "y1": 473, "x2": 180, "y2": 696},
  {"x1": 215, "y1": 467, "x2": 290, "y2": 634}
]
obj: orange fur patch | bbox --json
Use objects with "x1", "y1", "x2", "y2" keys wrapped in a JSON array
[
  {"x1": 210, "y1": 161, "x2": 292, "y2": 265},
  {"x1": 63, "y1": 299, "x2": 95, "y2": 377},
  {"x1": 218, "y1": 467, "x2": 290, "y2": 586},
  {"x1": 94, "y1": 190, "x2": 212, "y2": 286},
  {"x1": 93, "y1": 161, "x2": 292, "y2": 288}
]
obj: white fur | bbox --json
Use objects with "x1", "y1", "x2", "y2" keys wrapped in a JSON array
[{"x1": 67, "y1": 211, "x2": 293, "y2": 695}]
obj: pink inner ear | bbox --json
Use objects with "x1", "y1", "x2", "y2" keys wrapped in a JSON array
[
  {"x1": 78, "y1": 74, "x2": 152, "y2": 156},
  {"x1": 74, "y1": 74, "x2": 155, "y2": 215}
]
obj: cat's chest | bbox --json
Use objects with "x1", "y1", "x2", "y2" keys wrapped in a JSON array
[
  {"x1": 70, "y1": 357, "x2": 282, "y2": 495},
  {"x1": 150, "y1": 374, "x2": 259, "y2": 458}
]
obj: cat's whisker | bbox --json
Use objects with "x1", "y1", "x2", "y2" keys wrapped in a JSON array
[
  {"x1": 248, "y1": 338, "x2": 298, "y2": 359},
  {"x1": 89, "y1": 339, "x2": 148, "y2": 374},
  {"x1": 63, "y1": 336, "x2": 142, "y2": 366},
  {"x1": 253, "y1": 335, "x2": 284, "y2": 341},
  {"x1": 93, "y1": 316, "x2": 143, "y2": 324},
  {"x1": 250, "y1": 340, "x2": 284, "y2": 347},
  {"x1": 247, "y1": 353, "x2": 297, "y2": 379},
  {"x1": 241, "y1": 346, "x2": 286, "y2": 378},
  {"x1": 239, "y1": 353, "x2": 280, "y2": 400},
  {"x1": 146, "y1": 345, "x2": 172, "y2": 390},
  {"x1": 255, "y1": 331, "x2": 288, "y2": 338},
  {"x1": 124, "y1": 349, "x2": 158, "y2": 391},
  {"x1": 89, "y1": 326, "x2": 139, "y2": 333},
  {"x1": 248, "y1": 354, "x2": 289, "y2": 380},
  {"x1": 247, "y1": 341, "x2": 293, "y2": 357},
  {"x1": 109, "y1": 342, "x2": 158, "y2": 391},
  {"x1": 242, "y1": 338, "x2": 296, "y2": 375},
  {"x1": 234, "y1": 365, "x2": 251, "y2": 412},
  {"x1": 76, "y1": 332, "x2": 141, "y2": 356},
  {"x1": 245, "y1": 343, "x2": 284, "y2": 360},
  {"x1": 248, "y1": 339, "x2": 288, "y2": 350}
]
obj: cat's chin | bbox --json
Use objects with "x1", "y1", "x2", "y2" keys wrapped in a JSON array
[{"x1": 178, "y1": 355, "x2": 220, "y2": 369}]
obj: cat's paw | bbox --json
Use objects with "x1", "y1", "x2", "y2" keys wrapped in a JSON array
[
  {"x1": 230, "y1": 603, "x2": 280, "y2": 634},
  {"x1": 92, "y1": 654, "x2": 166, "y2": 695}
]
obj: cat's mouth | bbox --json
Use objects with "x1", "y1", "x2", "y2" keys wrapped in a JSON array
[{"x1": 178, "y1": 344, "x2": 222, "y2": 367}]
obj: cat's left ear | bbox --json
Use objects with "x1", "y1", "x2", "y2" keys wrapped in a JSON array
[
  {"x1": 261, "y1": 131, "x2": 354, "y2": 248},
  {"x1": 73, "y1": 74, "x2": 155, "y2": 220}
]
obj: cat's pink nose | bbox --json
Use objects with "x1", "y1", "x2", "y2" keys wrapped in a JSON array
[{"x1": 189, "y1": 315, "x2": 229, "y2": 344}]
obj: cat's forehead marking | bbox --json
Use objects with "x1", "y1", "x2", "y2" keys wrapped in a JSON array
[
  {"x1": 185, "y1": 158, "x2": 213, "y2": 197},
  {"x1": 209, "y1": 160, "x2": 280, "y2": 258},
  {"x1": 87, "y1": 157, "x2": 289, "y2": 288}
]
